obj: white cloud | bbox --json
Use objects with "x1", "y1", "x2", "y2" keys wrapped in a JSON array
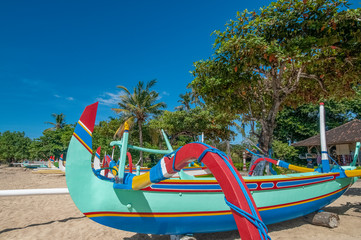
[
  {"x1": 157, "y1": 91, "x2": 170, "y2": 100},
  {"x1": 96, "y1": 91, "x2": 123, "y2": 106},
  {"x1": 54, "y1": 94, "x2": 74, "y2": 101}
]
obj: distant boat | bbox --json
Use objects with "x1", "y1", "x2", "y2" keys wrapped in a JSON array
[
  {"x1": 32, "y1": 156, "x2": 64, "y2": 174},
  {"x1": 59, "y1": 154, "x2": 66, "y2": 172},
  {"x1": 22, "y1": 160, "x2": 47, "y2": 169}
]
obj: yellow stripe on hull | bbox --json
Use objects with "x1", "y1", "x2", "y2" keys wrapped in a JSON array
[
  {"x1": 259, "y1": 185, "x2": 348, "y2": 211},
  {"x1": 86, "y1": 211, "x2": 232, "y2": 218}
]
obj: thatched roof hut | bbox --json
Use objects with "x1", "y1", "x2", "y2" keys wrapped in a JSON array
[
  {"x1": 292, "y1": 119, "x2": 361, "y2": 147},
  {"x1": 292, "y1": 119, "x2": 361, "y2": 165}
]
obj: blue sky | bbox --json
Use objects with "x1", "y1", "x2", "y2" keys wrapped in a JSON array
[{"x1": 0, "y1": 0, "x2": 360, "y2": 140}]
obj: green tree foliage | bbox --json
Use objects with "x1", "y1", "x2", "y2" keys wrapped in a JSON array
[
  {"x1": 274, "y1": 94, "x2": 361, "y2": 143},
  {"x1": 112, "y1": 80, "x2": 166, "y2": 166},
  {"x1": 29, "y1": 125, "x2": 74, "y2": 160},
  {"x1": 149, "y1": 107, "x2": 235, "y2": 146},
  {"x1": 92, "y1": 118, "x2": 123, "y2": 158},
  {"x1": 272, "y1": 140, "x2": 298, "y2": 160},
  {"x1": 0, "y1": 131, "x2": 31, "y2": 163},
  {"x1": 191, "y1": 0, "x2": 361, "y2": 152}
]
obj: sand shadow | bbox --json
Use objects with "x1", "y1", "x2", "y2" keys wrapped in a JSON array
[
  {"x1": 124, "y1": 233, "x2": 169, "y2": 240},
  {"x1": 343, "y1": 187, "x2": 361, "y2": 197},
  {"x1": 324, "y1": 201, "x2": 361, "y2": 215},
  {"x1": 267, "y1": 201, "x2": 361, "y2": 233},
  {"x1": 124, "y1": 231, "x2": 240, "y2": 240},
  {"x1": 267, "y1": 216, "x2": 308, "y2": 233},
  {"x1": 193, "y1": 230, "x2": 240, "y2": 239},
  {"x1": 0, "y1": 216, "x2": 85, "y2": 234}
]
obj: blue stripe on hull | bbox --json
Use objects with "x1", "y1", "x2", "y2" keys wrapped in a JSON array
[
  {"x1": 276, "y1": 176, "x2": 334, "y2": 188},
  {"x1": 90, "y1": 214, "x2": 236, "y2": 235},
  {"x1": 151, "y1": 184, "x2": 221, "y2": 190},
  {"x1": 88, "y1": 188, "x2": 347, "y2": 234}
]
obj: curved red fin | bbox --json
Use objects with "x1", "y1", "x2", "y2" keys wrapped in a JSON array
[
  {"x1": 164, "y1": 143, "x2": 265, "y2": 239},
  {"x1": 79, "y1": 102, "x2": 98, "y2": 133}
]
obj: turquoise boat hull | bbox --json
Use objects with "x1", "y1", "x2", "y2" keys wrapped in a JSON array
[
  {"x1": 66, "y1": 133, "x2": 355, "y2": 235},
  {"x1": 66, "y1": 103, "x2": 356, "y2": 235}
]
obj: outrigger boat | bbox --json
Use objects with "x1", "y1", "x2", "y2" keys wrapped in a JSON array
[
  {"x1": 33, "y1": 155, "x2": 65, "y2": 174},
  {"x1": 124, "y1": 165, "x2": 210, "y2": 177},
  {"x1": 22, "y1": 160, "x2": 47, "y2": 169},
  {"x1": 66, "y1": 102, "x2": 361, "y2": 239}
]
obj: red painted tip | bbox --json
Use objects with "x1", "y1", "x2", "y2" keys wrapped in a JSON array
[
  {"x1": 320, "y1": 102, "x2": 324, "y2": 105},
  {"x1": 79, "y1": 102, "x2": 99, "y2": 133},
  {"x1": 96, "y1": 146, "x2": 101, "y2": 154}
]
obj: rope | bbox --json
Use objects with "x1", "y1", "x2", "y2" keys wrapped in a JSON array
[
  {"x1": 225, "y1": 198, "x2": 271, "y2": 240},
  {"x1": 325, "y1": 152, "x2": 344, "y2": 171},
  {"x1": 135, "y1": 158, "x2": 141, "y2": 166},
  {"x1": 165, "y1": 146, "x2": 182, "y2": 173},
  {"x1": 196, "y1": 143, "x2": 270, "y2": 240},
  {"x1": 246, "y1": 149, "x2": 265, "y2": 159}
]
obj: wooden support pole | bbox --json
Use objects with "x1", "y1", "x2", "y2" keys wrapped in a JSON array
[
  {"x1": 304, "y1": 211, "x2": 340, "y2": 228},
  {"x1": 243, "y1": 151, "x2": 247, "y2": 171}
]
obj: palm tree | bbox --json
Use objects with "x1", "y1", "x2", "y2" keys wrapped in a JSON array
[
  {"x1": 175, "y1": 92, "x2": 192, "y2": 111},
  {"x1": 45, "y1": 113, "x2": 66, "y2": 131},
  {"x1": 112, "y1": 79, "x2": 166, "y2": 166}
]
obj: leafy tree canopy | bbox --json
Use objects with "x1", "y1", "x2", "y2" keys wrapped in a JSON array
[
  {"x1": 191, "y1": 0, "x2": 361, "y2": 151},
  {"x1": 274, "y1": 89, "x2": 361, "y2": 143},
  {"x1": 0, "y1": 131, "x2": 31, "y2": 163},
  {"x1": 29, "y1": 125, "x2": 74, "y2": 160},
  {"x1": 148, "y1": 107, "x2": 236, "y2": 145}
]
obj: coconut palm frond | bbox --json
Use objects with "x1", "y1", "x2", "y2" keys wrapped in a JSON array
[
  {"x1": 44, "y1": 113, "x2": 66, "y2": 131},
  {"x1": 112, "y1": 79, "x2": 166, "y2": 166},
  {"x1": 111, "y1": 108, "x2": 128, "y2": 114},
  {"x1": 116, "y1": 85, "x2": 131, "y2": 95},
  {"x1": 113, "y1": 117, "x2": 135, "y2": 139}
]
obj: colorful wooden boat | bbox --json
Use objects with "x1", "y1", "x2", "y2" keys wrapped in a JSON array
[
  {"x1": 22, "y1": 161, "x2": 47, "y2": 169},
  {"x1": 66, "y1": 102, "x2": 360, "y2": 239},
  {"x1": 33, "y1": 155, "x2": 65, "y2": 174}
]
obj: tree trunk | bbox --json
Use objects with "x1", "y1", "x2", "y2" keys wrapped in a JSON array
[
  {"x1": 258, "y1": 122, "x2": 273, "y2": 154},
  {"x1": 259, "y1": 122, "x2": 276, "y2": 175},
  {"x1": 226, "y1": 140, "x2": 231, "y2": 157},
  {"x1": 258, "y1": 96, "x2": 281, "y2": 175},
  {"x1": 138, "y1": 121, "x2": 143, "y2": 166}
]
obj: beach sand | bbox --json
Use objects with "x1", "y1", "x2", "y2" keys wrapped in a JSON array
[{"x1": 0, "y1": 166, "x2": 360, "y2": 240}]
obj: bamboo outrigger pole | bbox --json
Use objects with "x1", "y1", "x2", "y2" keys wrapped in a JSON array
[{"x1": 0, "y1": 188, "x2": 69, "y2": 197}]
